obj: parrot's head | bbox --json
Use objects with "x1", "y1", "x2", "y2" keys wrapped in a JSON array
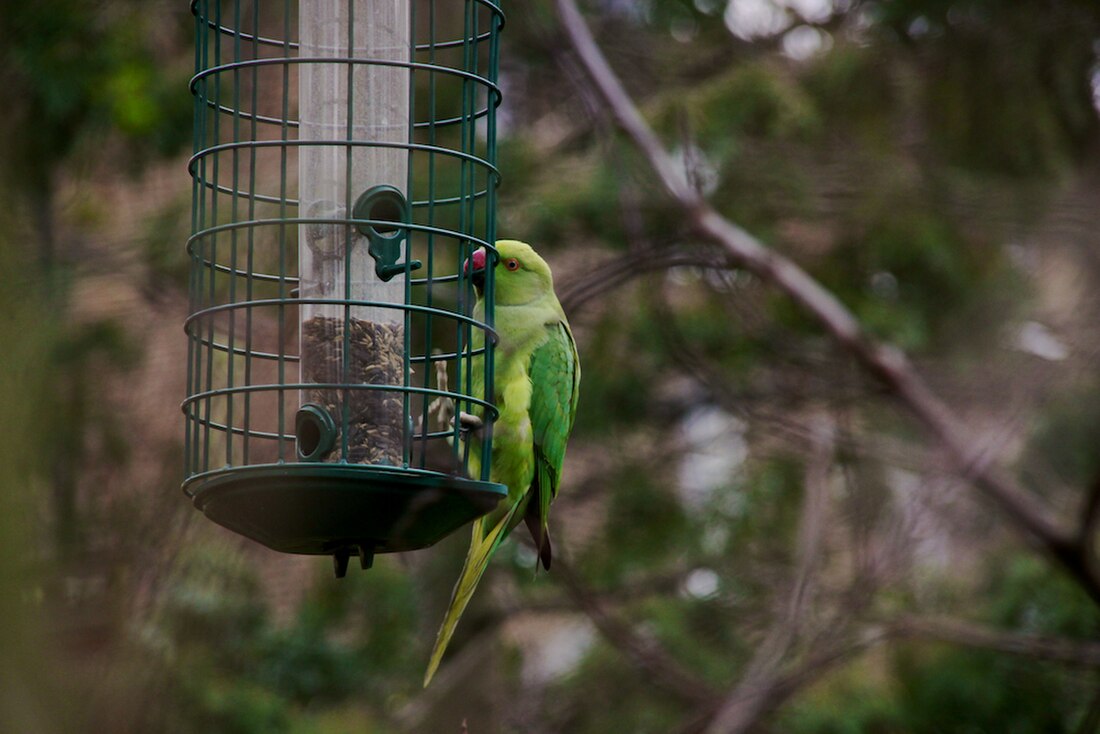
[{"x1": 465, "y1": 240, "x2": 554, "y2": 306}]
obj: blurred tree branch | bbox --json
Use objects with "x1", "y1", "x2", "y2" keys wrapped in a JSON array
[
  {"x1": 553, "y1": 557, "x2": 720, "y2": 707},
  {"x1": 1080, "y1": 472, "x2": 1100, "y2": 551},
  {"x1": 554, "y1": 0, "x2": 1100, "y2": 606},
  {"x1": 548, "y1": 419, "x2": 858, "y2": 734},
  {"x1": 701, "y1": 416, "x2": 835, "y2": 734},
  {"x1": 676, "y1": 633, "x2": 885, "y2": 734},
  {"x1": 558, "y1": 243, "x2": 733, "y2": 314},
  {"x1": 888, "y1": 615, "x2": 1100, "y2": 668},
  {"x1": 672, "y1": 613, "x2": 1100, "y2": 734}
]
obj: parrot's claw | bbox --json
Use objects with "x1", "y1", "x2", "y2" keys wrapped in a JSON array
[
  {"x1": 421, "y1": 358, "x2": 456, "y2": 433},
  {"x1": 459, "y1": 411, "x2": 484, "y2": 434},
  {"x1": 422, "y1": 396, "x2": 454, "y2": 431}
]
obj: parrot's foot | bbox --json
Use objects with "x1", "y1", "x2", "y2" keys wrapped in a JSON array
[
  {"x1": 459, "y1": 411, "x2": 484, "y2": 433},
  {"x1": 421, "y1": 358, "x2": 455, "y2": 433}
]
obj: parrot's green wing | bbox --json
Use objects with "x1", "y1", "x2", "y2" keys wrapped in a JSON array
[{"x1": 523, "y1": 319, "x2": 580, "y2": 569}]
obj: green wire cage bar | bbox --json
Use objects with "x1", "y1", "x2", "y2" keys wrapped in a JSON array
[{"x1": 184, "y1": 0, "x2": 506, "y2": 576}]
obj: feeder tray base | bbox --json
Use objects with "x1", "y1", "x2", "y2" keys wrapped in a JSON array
[{"x1": 188, "y1": 465, "x2": 506, "y2": 572}]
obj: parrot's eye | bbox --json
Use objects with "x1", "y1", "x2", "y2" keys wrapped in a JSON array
[{"x1": 504, "y1": 258, "x2": 521, "y2": 271}]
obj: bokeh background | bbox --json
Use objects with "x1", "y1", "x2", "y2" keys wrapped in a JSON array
[{"x1": 3, "y1": 0, "x2": 1100, "y2": 731}]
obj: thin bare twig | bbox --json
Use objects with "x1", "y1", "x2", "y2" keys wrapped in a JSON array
[
  {"x1": 557, "y1": 244, "x2": 731, "y2": 314},
  {"x1": 553, "y1": 0, "x2": 1099, "y2": 604},
  {"x1": 553, "y1": 558, "x2": 719, "y2": 707},
  {"x1": 788, "y1": 417, "x2": 834, "y2": 621},
  {"x1": 701, "y1": 416, "x2": 835, "y2": 734},
  {"x1": 890, "y1": 615, "x2": 1100, "y2": 668},
  {"x1": 680, "y1": 613, "x2": 1100, "y2": 734},
  {"x1": 675, "y1": 631, "x2": 886, "y2": 734}
]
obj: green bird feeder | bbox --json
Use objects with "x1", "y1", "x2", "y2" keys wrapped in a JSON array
[{"x1": 184, "y1": 0, "x2": 506, "y2": 576}]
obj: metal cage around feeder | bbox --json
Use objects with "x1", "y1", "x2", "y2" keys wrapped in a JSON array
[{"x1": 184, "y1": 0, "x2": 506, "y2": 575}]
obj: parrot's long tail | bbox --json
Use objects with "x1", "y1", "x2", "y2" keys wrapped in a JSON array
[{"x1": 423, "y1": 503, "x2": 522, "y2": 687}]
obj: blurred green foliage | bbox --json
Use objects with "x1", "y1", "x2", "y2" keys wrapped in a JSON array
[
  {"x1": 547, "y1": 645, "x2": 692, "y2": 734},
  {"x1": 1020, "y1": 382, "x2": 1100, "y2": 489},
  {"x1": 0, "y1": 196, "x2": 65, "y2": 734},
  {"x1": 4, "y1": 0, "x2": 1100, "y2": 731},
  {"x1": 597, "y1": 464, "x2": 695, "y2": 578},
  {"x1": 2, "y1": 1, "x2": 191, "y2": 191},
  {"x1": 134, "y1": 544, "x2": 425, "y2": 733},
  {"x1": 143, "y1": 196, "x2": 194, "y2": 290},
  {"x1": 494, "y1": 0, "x2": 1100, "y2": 730},
  {"x1": 875, "y1": 0, "x2": 1099, "y2": 174},
  {"x1": 782, "y1": 554, "x2": 1100, "y2": 733}
]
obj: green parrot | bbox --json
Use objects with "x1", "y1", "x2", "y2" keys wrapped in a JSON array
[{"x1": 423, "y1": 239, "x2": 580, "y2": 686}]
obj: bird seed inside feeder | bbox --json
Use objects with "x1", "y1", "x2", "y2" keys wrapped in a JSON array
[{"x1": 301, "y1": 315, "x2": 404, "y2": 465}]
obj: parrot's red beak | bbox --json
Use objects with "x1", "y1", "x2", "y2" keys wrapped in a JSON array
[{"x1": 465, "y1": 248, "x2": 487, "y2": 292}]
